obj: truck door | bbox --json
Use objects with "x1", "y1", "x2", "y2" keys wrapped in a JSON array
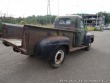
[
  {"x1": 75, "y1": 19, "x2": 86, "y2": 46},
  {"x1": 78, "y1": 19, "x2": 86, "y2": 46}
]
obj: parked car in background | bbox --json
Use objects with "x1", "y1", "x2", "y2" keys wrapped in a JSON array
[
  {"x1": 103, "y1": 25, "x2": 110, "y2": 30},
  {"x1": 95, "y1": 26, "x2": 100, "y2": 30}
]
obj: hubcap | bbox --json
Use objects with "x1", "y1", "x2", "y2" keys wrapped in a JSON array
[{"x1": 55, "y1": 50, "x2": 64, "y2": 64}]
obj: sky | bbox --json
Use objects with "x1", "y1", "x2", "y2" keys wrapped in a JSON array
[{"x1": 0, "y1": 0, "x2": 110, "y2": 17}]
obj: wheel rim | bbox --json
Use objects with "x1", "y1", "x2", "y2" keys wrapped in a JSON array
[{"x1": 55, "y1": 50, "x2": 64, "y2": 64}]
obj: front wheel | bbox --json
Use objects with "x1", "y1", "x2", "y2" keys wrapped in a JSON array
[
  {"x1": 85, "y1": 42, "x2": 91, "y2": 51},
  {"x1": 48, "y1": 47, "x2": 66, "y2": 69}
]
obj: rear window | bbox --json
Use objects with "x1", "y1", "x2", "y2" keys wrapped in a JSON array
[{"x1": 58, "y1": 18, "x2": 71, "y2": 25}]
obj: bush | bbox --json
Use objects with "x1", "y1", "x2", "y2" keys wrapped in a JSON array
[
  {"x1": 19, "y1": 20, "x2": 26, "y2": 25},
  {"x1": 94, "y1": 27, "x2": 97, "y2": 31},
  {"x1": 86, "y1": 26, "x2": 102, "y2": 31},
  {"x1": 86, "y1": 26, "x2": 95, "y2": 31}
]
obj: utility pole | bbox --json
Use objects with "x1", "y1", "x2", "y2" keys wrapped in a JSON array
[
  {"x1": 58, "y1": 0, "x2": 59, "y2": 16},
  {"x1": 46, "y1": 0, "x2": 51, "y2": 24},
  {"x1": 6, "y1": 0, "x2": 9, "y2": 17}
]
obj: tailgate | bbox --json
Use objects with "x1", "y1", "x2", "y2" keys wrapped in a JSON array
[
  {"x1": 2, "y1": 39, "x2": 27, "y2": 54},
  {"x1": 2, "y1": 23, "x2": 23, "y2": 39},
  {"x1": 3, "y1": 39, "x2": 22, "y2": 46}
]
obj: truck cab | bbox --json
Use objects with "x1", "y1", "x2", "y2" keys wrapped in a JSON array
[{"x1": 54, "y1": 15, "x2": 93, "y2": 47}]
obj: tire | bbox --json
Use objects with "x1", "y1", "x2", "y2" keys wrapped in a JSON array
[
  {"x1": 2, "y1": 41, "x2": 10, "y2": 47},
  {"x1": 13, "y1": 47, "x2": 20, "y2": 52},
  {"x1": 48, "y1": 47, "x2": 66, "y2": 69},
  {"x1": 85, "y1": 42, "x2": 91, "y2": 51}
]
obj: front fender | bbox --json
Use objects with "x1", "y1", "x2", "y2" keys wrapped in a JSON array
[{"x1": 36, "y1": 36, "x2": 70, "y2": 59}]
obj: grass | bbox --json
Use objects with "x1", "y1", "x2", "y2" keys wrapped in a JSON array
[
  {"x1": 86, "y1": 26, "x2": 95, "y2": 31},
  {"x1": 86, "y1": 26, "x2": 101, "y2": 31}
]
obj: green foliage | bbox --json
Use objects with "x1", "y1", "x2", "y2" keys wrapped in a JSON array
[
  {"x1": 25, "y1": 15, "x2": 56, "y2": 25},
  {"x1": 86, "y1": 26, "x2": 101, "y2": 31},
  {"x1": 19, "y1": 20, "x2": 26, "y2": 25},
  {"x1": 0, "y1": 15, "x2": 56, "y2": 26},
  {"x1": 1, "y1": 12, "x2": 110, "y2": 26},
  {"x1": 0, "y1": 16, "x2": 16, "y2": 24},
  {"x1": 26, "y1": 15, "x2": 37, "y2": 24},
  {"x1": 16, "y1": 17, "x2": 24, "y2": 23},
  {"x1": 94, "y1": 27, "x2": 98, "y2": 31},
  {"x1": 87, "y1": 26, "x2": 95, "y2": 31},
  {"x1": 36, "y1": 15, "x2": 56, "y2": 25}
]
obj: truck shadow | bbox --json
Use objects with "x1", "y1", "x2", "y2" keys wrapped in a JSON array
[
  {"x1": 6, "y1": 48, "x2": 95, "y2": 81},
  {"x1": 21, "y1": 49, "x2": 88, "y2": 69},
  {"x1": 69, "y1": 49, "x2": 87, "y2": 56},
  {"x1": 24, "y1": 55, "x2": 50, "y2": 68},
  {"x1": 15, "y1": 48, "x2": 95, "y2": 71}
]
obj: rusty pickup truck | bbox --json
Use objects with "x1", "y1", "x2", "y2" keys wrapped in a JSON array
[{"x1": 1, "y1": 15, "x2": 94, "y2": 68}]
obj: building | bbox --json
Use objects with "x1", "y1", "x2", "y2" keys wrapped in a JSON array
[{"x1": 81, "y1": 14, "x2": 105, "y2": 27}]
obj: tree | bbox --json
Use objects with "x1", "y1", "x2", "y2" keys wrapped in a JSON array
[
  {"x1": 0, "y1": 15, "x2": 57, "y2": 25},
  {"x1": 26, "y1": 15, "x2": 37, "y2": 24},
  {"x1": 97, "y1": 12, "x2": 110, "y2": 24}
]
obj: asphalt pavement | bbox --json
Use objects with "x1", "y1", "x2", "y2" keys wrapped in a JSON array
[{"x1": 0, "y1": 30, "x2": 110, "y2": 83}]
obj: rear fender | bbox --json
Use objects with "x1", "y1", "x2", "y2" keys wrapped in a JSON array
[{"x1": 35, "y1": 36, "x2": 70, "y2": 59}]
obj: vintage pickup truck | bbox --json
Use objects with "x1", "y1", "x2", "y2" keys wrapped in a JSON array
[{"x1": 1, "y1": 15, "x2": 94, "y2": 68}]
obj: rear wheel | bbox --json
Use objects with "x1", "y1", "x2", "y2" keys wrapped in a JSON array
[
  {"x1": 49, "y1": 47, "x2": 66, "y2": 68},
  {"x1": 13, "y1": 47, "x2": 20, "y2": 52}
]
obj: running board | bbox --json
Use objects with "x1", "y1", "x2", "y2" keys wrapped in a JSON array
[{"x1": 69, "y1": 46, "x2": 87, "y2": 52}]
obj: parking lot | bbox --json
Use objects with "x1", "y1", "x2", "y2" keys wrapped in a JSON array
[{"x1": 0, "y1": 31, "x2": 110, "y2": 83}]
